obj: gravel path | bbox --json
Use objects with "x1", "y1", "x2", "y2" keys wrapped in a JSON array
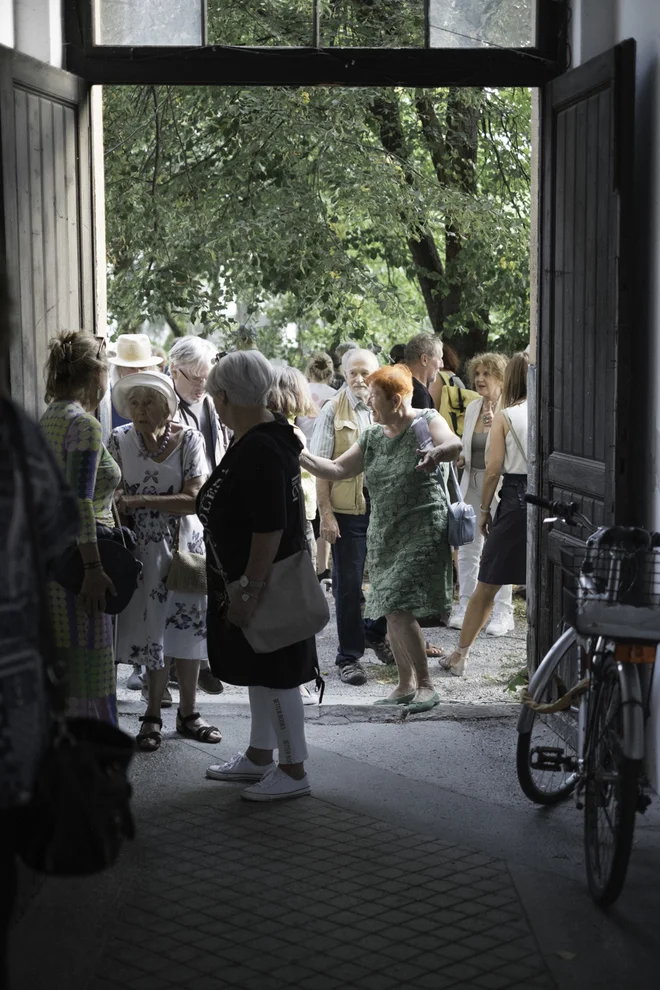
[{"x1": 117, "y1": 589, "x2": 527, "y2": 709}]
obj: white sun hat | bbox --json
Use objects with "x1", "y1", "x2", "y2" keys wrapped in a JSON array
[
  {"x1": 111, "y1": 371, "x2": 179, "y2": 421},
  {"x1": 108, "y1": 333, "x2": 164, "y2": 368}
]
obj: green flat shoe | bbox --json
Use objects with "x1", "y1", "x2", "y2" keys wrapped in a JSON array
[
  {"x1": 373, "y1": 692, "x2": 416, "y2": 707},
  {"x1": 406, "y1": 691, "x2": 440, "y2": 714}
]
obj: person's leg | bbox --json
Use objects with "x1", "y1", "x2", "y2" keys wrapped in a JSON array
[
  {"x1": 240, "y1": 687, "x2": 310, "y2": 801},
  {"x1": 175, "y1": 658, "x2": 221, "y2": 742},
  {"x1": 443, "y1": 582, "x2": 501, "y2": 675},
  {"x1": 486, "y1": 583, "x2": 515, "y2": 635},
  {"x1": 331, "y1": 511, "x2": 369, "y2": 667},
  {"x1": 245, "y1": 685, "x2": 278, "y2": 766},
  {"x1": 387, "y1": 611, "x2": 436, "y2": 704},
  {"x1": 316, "y1": 537, "x2": 330, "y2": 576},
  {"x1": 456, "y1": 476, "x2": 485, "y2": 610},
  {"x1": 379, "y1": 612, "x2": 417, "y2": 700}
]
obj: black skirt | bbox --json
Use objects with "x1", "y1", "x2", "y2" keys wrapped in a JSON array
[{"x1": 478, "y1": 475, "x2": 527, "y2": 586}]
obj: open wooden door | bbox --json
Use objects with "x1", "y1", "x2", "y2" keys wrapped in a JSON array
[
  {"x1": 529, "y1": 40, "x2": 637, "y2": 665},
  {"x1": 0, "y1": 45, "x2": 96, "y2": 419}
]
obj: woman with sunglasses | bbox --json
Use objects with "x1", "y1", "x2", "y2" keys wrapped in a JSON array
[{"x1": 40, "y1": 330, "x2": 121, "y2": 725}]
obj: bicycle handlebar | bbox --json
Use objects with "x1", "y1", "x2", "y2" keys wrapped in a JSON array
[{"x1": 525, "y1": 493, "x2": 580, "y2": 521}]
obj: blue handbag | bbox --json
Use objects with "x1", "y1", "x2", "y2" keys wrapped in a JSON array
[{"x1": 412, "y1": 415, "x2": 476, "y2": 549}]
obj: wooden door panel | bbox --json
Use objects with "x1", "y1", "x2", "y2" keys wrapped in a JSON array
[
  {"x1": 531, "y1": 41, "x2": 636, "y2": 663},
  {"x1": 0, "y1": 47, "x2": 94, "y2": 418}
]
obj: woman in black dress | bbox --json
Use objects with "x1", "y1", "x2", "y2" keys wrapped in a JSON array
[{"x1": 197, "y1": 350, "x2": 318, "y2": 802}]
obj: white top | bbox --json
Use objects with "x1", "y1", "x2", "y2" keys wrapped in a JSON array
[
  {"x1": 502, "y1": 402, "x2": 528, "y2": 474},
  {"x1": 309, "y1": 382, "x2": 337, "y2": 409}
]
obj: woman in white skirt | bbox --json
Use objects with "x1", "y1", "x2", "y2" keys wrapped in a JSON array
[
  {"x1": 109, "y1": 370, "x2": 221, "y2": 752},
  {"x1": 448, "y1": 352, "x2": 514, "y2": 638}
]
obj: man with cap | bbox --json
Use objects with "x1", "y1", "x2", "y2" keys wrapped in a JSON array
[{"x1": 109, "y1": 333, "x2": 164, "y2": 430}]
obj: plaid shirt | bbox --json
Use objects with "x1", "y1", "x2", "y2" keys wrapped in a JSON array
[{"x1": 309, "y1": 386, "x2": 372, "y2": 459}]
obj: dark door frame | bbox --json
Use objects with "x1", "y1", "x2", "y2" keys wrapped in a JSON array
[{"x1": 63, "y1": 0, "x2": 568, "y2": 87}]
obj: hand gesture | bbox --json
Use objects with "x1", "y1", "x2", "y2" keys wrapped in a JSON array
[
  {"x1": 415, "y1": 447, "x2": 439, "y2": 473},
  {"x1": 79, "y1": 568, "x2": 116, "y2": 614},
  {"x1": 480, "y1": 509, "x2": 492, "y2": 539},
  {"x1": 320, "y1": 512, "x2": 341, "y2": 545},
  {"x1": 227, "y1": 588, "x2": 260, "y2": 628},
  {"x1": 482, "y1": 400, "x2": 494, "y2": 429}
]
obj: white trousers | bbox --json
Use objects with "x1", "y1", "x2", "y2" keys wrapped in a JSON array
[
  {"x1": 457, "y1": 470, "x2": 513, "y2": 616},
  {"x1": 248, "y1": 686, "x2": 309, "y2": 764}
]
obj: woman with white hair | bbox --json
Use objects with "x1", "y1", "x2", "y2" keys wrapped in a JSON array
[
  {"x1": 198, "y1": 351, "x2": 319, "y2": 802},
  {"x1": 109, "y1": 371, "x2": 221, "y2": 752},
  {"x1": 169, "y1": 335, "x2": 228, "y2": 473}
]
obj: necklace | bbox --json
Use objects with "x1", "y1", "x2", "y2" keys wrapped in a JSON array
[{"x1": 137, "y1": 424, "x2": 172, "y2": 459}]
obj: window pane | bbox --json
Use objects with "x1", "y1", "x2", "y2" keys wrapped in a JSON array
[
  {"x1": 206, "y1": 1, "x2": 312, "y2": 46},
  {"x1": 320, "y1": 0, "x2": 425, "y2": 48},
  {"x1": 429, "y1": 0, "x2": 535, "y2": 48},
  {"x1": 95, "y1": 0, "x2": 204, "y2": 45}
]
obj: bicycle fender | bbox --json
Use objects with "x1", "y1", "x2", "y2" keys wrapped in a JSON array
[
  {"x1": 517, "y1": 628, "x2": 578, "y2": 735},
  {"x1": 617, "y1": 663, "x2": 645, "y2": 761}
]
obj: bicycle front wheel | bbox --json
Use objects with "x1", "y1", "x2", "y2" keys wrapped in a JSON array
[
  {"x1": 584, "y1": 657, "x2": 641, "y2": 906},
  {"x1": 516, "y1": 630, "x2": 581, "y2": 805}
]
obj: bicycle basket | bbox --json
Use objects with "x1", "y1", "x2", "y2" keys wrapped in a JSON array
[{"x1": 560, "y1": 545, "x2": 660, "y2": 639}]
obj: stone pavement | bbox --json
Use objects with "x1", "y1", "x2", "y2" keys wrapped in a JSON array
[{"x1": 9, "y1": 710, "x2": 660, "y2": 990}]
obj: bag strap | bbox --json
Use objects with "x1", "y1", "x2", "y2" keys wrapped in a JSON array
[
  {"x1": 503, "y1": 409, "x2": 527, "y2": 465},
  {"x1": 3, "y1": 400, "x2": 67, "y2": 715}
]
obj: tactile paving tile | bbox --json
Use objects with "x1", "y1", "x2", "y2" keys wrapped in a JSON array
[{"x1": 95, "y1": 797, "x2": 554, "y2": 990}]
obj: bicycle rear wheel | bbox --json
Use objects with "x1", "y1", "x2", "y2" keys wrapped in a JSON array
[
  {"x1": 584, "y1": 657, "x2": 641, "y2": 906},
  {"x1": 517, "y1": 632, "x2": 581, "y2": 805}
]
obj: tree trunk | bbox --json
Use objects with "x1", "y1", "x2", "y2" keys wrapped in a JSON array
[{"x1": 372, "y1": 95, "x2": 446, "y2": 334}]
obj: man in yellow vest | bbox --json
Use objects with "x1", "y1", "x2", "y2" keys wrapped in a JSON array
[{"x1": 310, "y1": 348, "x2": 392, "y2": 685}]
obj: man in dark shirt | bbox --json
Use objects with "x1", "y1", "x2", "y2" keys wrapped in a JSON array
[{"x1": 404, "y1": 332, "x2": 444, "y2": 408}]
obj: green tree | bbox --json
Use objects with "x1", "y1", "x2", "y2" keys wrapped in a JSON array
[{"x1": 103, "y1": 79, "x2": 530, "y2": 361}]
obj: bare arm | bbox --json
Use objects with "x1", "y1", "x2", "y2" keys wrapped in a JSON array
[
  {"x1": 415, "y1": 415, "x2": 463, "y2": 472},
  {"x1": 480, "y1": 413, "x2": 507, "y2": 536},
  {"x1": 315, "y1": 478, "x2": 340, "y2": 545},
  {"x1": 117, "y1": 477, "x2": 204, "y2": 516},
  {"x1": 300, "y1": 442, "x2": 364, "y2": 481}
]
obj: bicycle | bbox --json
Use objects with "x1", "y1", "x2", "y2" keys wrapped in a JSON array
[{"x1": 516, "y1": 494, "x2": 658, "y2": 906}]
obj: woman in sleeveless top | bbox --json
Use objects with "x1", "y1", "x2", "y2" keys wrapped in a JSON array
[{"x1": 441, "y1": 353, "x2": 529, "y2": 677}]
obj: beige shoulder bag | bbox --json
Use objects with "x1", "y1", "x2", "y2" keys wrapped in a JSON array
[{"x1": 165, "y1": 433, "x2": 207, "y2": 596}]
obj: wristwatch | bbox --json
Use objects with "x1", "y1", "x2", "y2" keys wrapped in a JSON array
[{"x1": 238, "y1": 575, "x2": 265, "y2": 602}]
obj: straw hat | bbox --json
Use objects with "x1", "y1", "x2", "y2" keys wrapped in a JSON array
[
  {"x1": 111, "y1": 371, "x2": 179, "y2": 421},
  {"x1": 108, "y1": 333, "x2": 164, "y2": 368}
]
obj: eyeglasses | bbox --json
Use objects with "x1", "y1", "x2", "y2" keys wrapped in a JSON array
[
  {"x1": 95, "y1": 336, "x2": 107, "y2": 359},
  {"x1": 178, "y1": 367, "x2": 208, "y2": 387}
]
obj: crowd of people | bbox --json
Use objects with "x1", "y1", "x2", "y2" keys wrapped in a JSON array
[{"x1": 3, "y1": 320, "x2": 529, "y2": 807}]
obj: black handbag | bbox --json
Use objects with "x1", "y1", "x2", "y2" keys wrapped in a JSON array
[
  {"x1": 10, "y1": 403, "x2": 136, "y2": 876},
  {"x1": 53, "y1": 518, "x2": 142, "y2": 615}
]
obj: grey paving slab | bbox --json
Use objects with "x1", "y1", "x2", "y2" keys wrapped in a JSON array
[{"x1": 88, "y1": 791, "x2": 551, "y2": 990}]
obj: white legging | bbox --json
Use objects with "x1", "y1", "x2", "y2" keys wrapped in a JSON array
[{"x1": 248, "y1": 686, "x2": 309, "y2": 765}]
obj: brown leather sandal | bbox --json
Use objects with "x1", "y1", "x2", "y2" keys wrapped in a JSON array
[
  {"x1": 176, "y1": 710, "x2": 222, "y2": 744},
  {"x1": 137, "y1": 715, "x2": 162, "y2": 752}
]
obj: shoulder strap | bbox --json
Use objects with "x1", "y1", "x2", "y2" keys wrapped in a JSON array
[{"x1": 503, "y1": 409, "x2": 527, "y2": 464}]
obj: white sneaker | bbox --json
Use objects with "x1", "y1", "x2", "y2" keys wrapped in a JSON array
[
  {"x1": 448, "y1": 606, "x2": 466, "y2": 630},
  {"x1": 241, "y1": 767, "x2": 311, "y2": 802},
  {"x1": 486, "y1": 613, "x2": 515, "y2": 637},
  {"x1": 206, "y1": 753, "x2": 275, "y2": 782}
]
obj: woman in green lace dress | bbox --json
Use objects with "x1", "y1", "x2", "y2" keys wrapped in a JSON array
[
  {"x1": 302, "y1": 364, "x2": 462, "y2": 712},
  {"x1": 41, "y1": 331, "x2": 120, "y2": 725}
]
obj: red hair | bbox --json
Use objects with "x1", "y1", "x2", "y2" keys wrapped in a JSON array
[{"x1": 366, "y1": 364, "x2": 413, "y2": 401}]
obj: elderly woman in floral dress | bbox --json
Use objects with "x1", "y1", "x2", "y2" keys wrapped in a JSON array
[{"x1": 109, "y1": 370, "x2": 221, "y2": 752}]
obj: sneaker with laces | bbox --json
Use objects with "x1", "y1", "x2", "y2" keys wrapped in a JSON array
[
  {"x1": 206, "y1": 752, "x2": 275, "y2": 782},
  {"x1": 486, "y1": 612, "x2": 515, "y2": 637},
  {"x1": 241, "y1": 767, "x2": 311, "y2": 802},
  {"x1": 448, "y1": 605, "x2": 466, "y2": 630}
]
